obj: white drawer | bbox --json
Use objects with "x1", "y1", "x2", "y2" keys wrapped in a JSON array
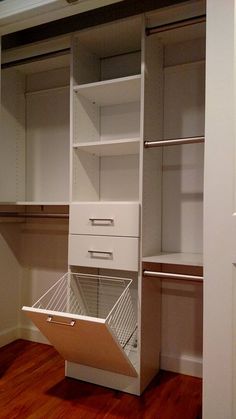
[
  {"x1": 68, "y1": 234, "x2": 139, "y2": 271},
  {"x1": 69, "y1": 202, "x2": 139, "y2": 237}
]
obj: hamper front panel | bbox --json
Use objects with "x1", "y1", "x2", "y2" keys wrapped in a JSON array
[
  {"x1": 23, "y1": 310, "x2": 137, "y2": 377},
  {"x1": 68, "y1": 235, "x2": 139, "y2": 271},
  {"x1": 69, "y1": 202, "x2": 139, "y2": 237}
]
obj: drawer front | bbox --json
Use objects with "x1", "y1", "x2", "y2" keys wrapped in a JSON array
[
  {"x1": 69, "y1": 203, "x2": 139, "y2": 237},
  {"x1": 69, "y1": 234, "x2": 139, "y2": 271}
]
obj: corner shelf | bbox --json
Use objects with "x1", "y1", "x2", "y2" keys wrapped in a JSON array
[
  {"x1": 74, "y1": 75, "x2": 141, "y2": 106},
  {"x1": 73, "y1": 138, "x2": 140, "y2": 156}
]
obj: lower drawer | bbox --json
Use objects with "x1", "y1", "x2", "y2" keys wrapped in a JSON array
[{"x1": 69, "y1": 234, "x2": 139, "y2": 271}]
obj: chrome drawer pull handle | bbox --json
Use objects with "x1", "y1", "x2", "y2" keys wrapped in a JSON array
[
  {"x1": 47, "y1": 316, "x2": 75, "y2": 327},
  {"x1": 89, "y1": 218, "x2": 114, "y2": 225},
  {"x1": 88, "y1": 250, "x2": 113, "y2": 257}
]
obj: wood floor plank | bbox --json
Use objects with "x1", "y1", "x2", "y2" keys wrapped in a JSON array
[{"x1": 0, "y1": 340, "x2": 202, "y2": 419}]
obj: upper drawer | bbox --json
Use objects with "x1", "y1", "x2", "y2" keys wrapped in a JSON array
[{"x1": 69, "y1": 202, "x2": 139, "y2": 237}]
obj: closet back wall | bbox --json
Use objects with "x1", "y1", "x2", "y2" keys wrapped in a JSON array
[
  {"x1": 1, "y1": 55, "x2": 70, "y2": 204},
  {"x1": 0, "y1": 222, "x2": 21, "y2": 346},
  {"x1": 19, "y1": 218, "x2": 69, "y2": 342}
]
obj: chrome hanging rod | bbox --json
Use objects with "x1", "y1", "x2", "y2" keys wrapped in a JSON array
[
  {"x1": 143, "y1": 270, "x2": 203, "y2": 283},
  {"x1": 146, "y1": 14, "x2": 206, "y2": 36},
  {"x1": 144, "y1": 135, "x2": 205, "y2": 148},
  {"x1": 1, "y1": 48, "x2": 70, "y2": 70},
  {"x1": 0, "y1": 212, "x2": 69, "y2": 219}
]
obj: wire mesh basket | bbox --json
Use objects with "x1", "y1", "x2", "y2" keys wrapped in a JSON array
[{"x1": 32, "y1": 272, "x2": 137, "y2": 352}]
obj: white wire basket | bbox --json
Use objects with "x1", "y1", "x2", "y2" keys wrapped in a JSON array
[{"x1": 32, "y1": 272, "x2": 137, "y2": 352}]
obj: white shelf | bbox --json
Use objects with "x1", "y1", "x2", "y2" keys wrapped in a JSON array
[
  {"x1": 0, "y1": 201, "x2": 70, "y2": 206},
  {"x1": 142, "y1": 252, "x2": 203, "y2": 267},
  {"x1": 73, "y1": 138, "x2": 140, "y2": 156},
  {"x1": 74, "y1": 75, "x2": 141, "y2": 106}
]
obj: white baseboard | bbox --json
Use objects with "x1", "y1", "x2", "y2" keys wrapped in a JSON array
[
  {"x1": 0, "y1": 327, "x2": 19, "y2": 348},
  {"x1": 160, "y1": 353, "x2": 202, "y2": 378},
  {"x1": 19, "y1": 326, "x2": 50, "y2": 345}
]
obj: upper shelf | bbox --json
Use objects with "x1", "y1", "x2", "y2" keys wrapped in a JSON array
[
  {"x1": 73, "y1": 138, "x2": 140, "y2": 156},
  {"x1": 74, "y1": 75, "x2": 141, "y2": 106}
]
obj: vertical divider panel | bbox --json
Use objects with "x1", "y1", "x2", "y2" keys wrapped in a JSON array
[
  {"x1": 140, "y1": 25, "x2": 164, "y2": 391},
  {"x1": 142, "y1": 37, "x2": 163, "y2": 258}
]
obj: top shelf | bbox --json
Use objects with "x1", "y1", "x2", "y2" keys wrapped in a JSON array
[{"x1": 74, "y1": 75, "x2": 141, "y2": 106}]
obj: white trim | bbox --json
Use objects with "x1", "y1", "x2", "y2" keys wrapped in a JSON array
[
  {"x1": 160, "y1": 353, "x2": 202, "y2": 378},
  {"x1": 0, "y1": 0, "x2": 124, "y2": 36},
  {"x1": 0, "y1": 327, "x2": 19, "y2": 348},
  {"x1": 19, "y1": 326, "x2": 50, "y2": 345}
]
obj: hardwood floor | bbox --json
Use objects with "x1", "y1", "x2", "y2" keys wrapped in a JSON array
[{"x1": 0, "y1": 340, "x2": 202, "y2": 419}]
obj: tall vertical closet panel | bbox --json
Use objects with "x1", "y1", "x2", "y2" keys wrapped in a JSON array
[
  {"x1": 140, "y1": 29, "x2": 163, "y2": 390},
  {"x1": 204, "y1": 1, "x2": 236, "y2": 418}
]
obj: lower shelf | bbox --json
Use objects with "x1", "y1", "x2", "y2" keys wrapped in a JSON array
[
  {"x1": 22, "y1": 272, "x2": 137, "y2": 377},
  {"x1": 142, "y1": 252, "x2": 203, "y2": 266}
]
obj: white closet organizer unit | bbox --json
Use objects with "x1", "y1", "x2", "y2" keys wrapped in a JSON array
[
  {"x1": 2, "y1": 2, "x2": 206, "y2": 396},
  {"x1": 1, "y1": 49, "x2": 70, "y2": 204}
]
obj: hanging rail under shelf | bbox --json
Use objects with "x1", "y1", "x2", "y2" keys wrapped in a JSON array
[
  {"x1": 143, "y1": 270, "x2": 203, "y2": 283},
  {"x1": 1, "y1": 48, "x2": 70, "y2": 70},
  {"x1": 0, "y1": 212, "x2": 69, "y2": 219},
  {"x1": 146, "y1": 14, "x2": 206, "y2": 36},
  {"x1": 144, "y1": 136, "x2": 205, "y2": 148}
]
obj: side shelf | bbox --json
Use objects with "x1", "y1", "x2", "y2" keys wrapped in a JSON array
[
  {"x1": 73, "y1": 138, "x2": 140, "y2": 157},
  {"x1": 74, "y1": 75, "x2": 141, "y2": 106}
]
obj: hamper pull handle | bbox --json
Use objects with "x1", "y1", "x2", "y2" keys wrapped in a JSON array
[
  {"x1": 89, "y1": 218, "x2": 114, "y2": 225},
  {"x1": 47, "y1": 316, "x2": 75, "y2": 327}
]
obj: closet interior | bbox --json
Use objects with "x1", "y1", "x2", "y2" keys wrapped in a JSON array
[{"x1": 0, "y1": 1, "x2": 205, "y2": 396}]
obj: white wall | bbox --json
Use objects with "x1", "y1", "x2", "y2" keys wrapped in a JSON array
[
  {"x1": 0, "y1": 223, "x2": 21, "y2": 346},
  {"x1": 19, "y1": 219, "x2": 69, "y2": 342}
]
